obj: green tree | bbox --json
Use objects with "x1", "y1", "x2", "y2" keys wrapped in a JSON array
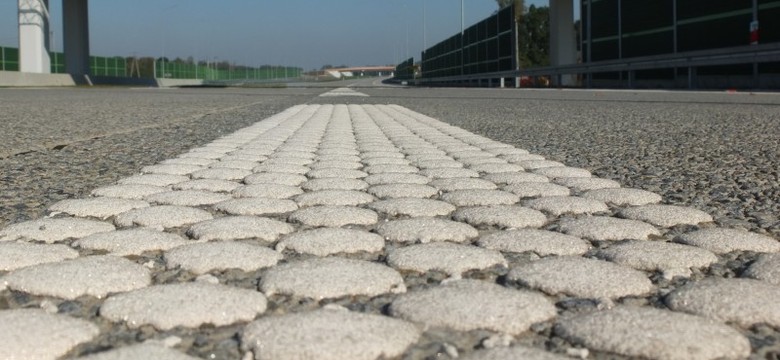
[{"x1": 517, "y1": 5, "x2": 550, "y2": 68}]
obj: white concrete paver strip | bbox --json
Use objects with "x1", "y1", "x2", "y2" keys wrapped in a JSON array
[
  {"x1": 165, "y1": 241, "x2": 282, "y2": 274},
  {"x1": 260, "y1": 257, "x2": 405, "y2": 299},
  {"x1": 77, "y1": 344, "x2": 199, "y2": 360},
  {"x1": 115, "y1": 205, "x2": 213, "y2": 229},
  {"x1": 0, "y1": 309, "x2": 100, "y2": 360},
  {"x1": 743, "y1": 253, "x2": 780, "y2": 285},
  {"x1": 186, "y1": 216, "x2": 294, "y2": 242},
  {"x1": 288, "y1": 205, "x2": 378, "y2": 227},
  {"x1": 387, "y1": 242, "x2": 506, "y2": 276},
  {"x1": 508, "y1": 256, "x2": 653, "y2": 299},
  {"x1": 0, "y1": 242, "x2": 79, "y2": 271},
  {"x1": 3, "y1": 255, "x2": 150, "y2": 299},
  {"x1": 555, "y1": 306, "x2": 751, "y2": 360},
  {"x1": 100, "y1": 282, "x2": 268, "y2": 330},
  {"x1": 582, "y1": 188, "x2": 663, "y2": 206},
  {"x1": 233, "y1": 184, "x2": 304, "y2": 199},
  {"x1": 596, "y1": 240, "x2": 718, "y2": 278},
  {"x1": 377, "y1": 218, "x2": 479, "y2": 244},
  {"x1": 665, "y1": 277, "x2": 780, "y2": 328},
  {"x1": 91, "y1": 184, "x2": 168, "y2": 200},
  {"x1": 476, "y1": 229, "x2": 591, "y2": 256},
  {"x1": 48, "y1": 197, "x2": 150, "y2": 219},
  {"x1": 73, "y1": 228, "x2": 190, "y2": 256},
  {"x1": 524, "y1": 196, "x2": 609, "y2": 216},
  {"x1": 213, "y1": 198, "x2": 298, "y2": 216},
  {"x1": 368, "y1": 198, "x2": 456, "y2": 217},
  {"x1": 241, "y1": 309, "x2": 420, "y2": 360},
  {"x1": 674, "y1": 228, "x2": 780, "y2": 253},
  {"x1": 452, "y1": 205, "x2": 547, "y2": 229},
  {"x1": 276, "y1": 228, "x2": 384, "y2": 256},
  {"x1": 0, "y1": 217, "x2": 115, "y2": 243},
  {"x1": 559, "y1": 216, "x2": 661, "y2": 241},
  {"x1": 390, "y1": 280, "x2": 556, "y2": 335},
  {"x1": 3, "y1": 103, "x2": 778, "y2": 358}
]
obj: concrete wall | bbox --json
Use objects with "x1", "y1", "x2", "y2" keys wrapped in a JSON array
[{"x1": 0, "y1": 71, "x2": 75, "y2": 86}]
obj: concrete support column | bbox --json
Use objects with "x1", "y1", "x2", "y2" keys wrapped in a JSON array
[
  {"x1": 550, "y1": 0, "x2": 577, "y2": 86},
  {"x1": 18, "y1": 0, "x2": 50, "y2": 73},
  {"x1": 63, "y1": 0, "x2": 90, "y2": 76}
]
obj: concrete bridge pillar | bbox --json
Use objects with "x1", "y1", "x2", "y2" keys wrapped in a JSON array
[
  {"x1": 549, "y1": 0, "x2": 577, "y2": 86},
  {"x1": 18, "y1": 0, "x2": 50, "y2": 73},
  {"x1": 63, "y1": 0, "x2": 90, "y2": 76}
]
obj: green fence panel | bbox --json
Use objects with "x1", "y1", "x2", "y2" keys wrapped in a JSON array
[{"x1": 1, "y1": 46, "x2": 20, "y2": 72}]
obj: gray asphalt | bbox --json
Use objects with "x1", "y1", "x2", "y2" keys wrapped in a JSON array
[{"x1": 2, "y1": 83, "x2": 778, "y2": 236}]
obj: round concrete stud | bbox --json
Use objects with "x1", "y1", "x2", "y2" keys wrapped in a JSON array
[
  {"x1": 0, "y1": 309, "x2": 99, "y2": 360},
  {"x1": 241, "y1": 309, "x2": 420, "y2": 360},
  {"x1": 675, "y1": 228, "x2": 780, "y2": 254},
  {"x1": 288, "y1": 206, "x2": 378, "y2": 227},
  {"x1": 555, "y1": 306, "x2": 750, "y2": 360},
  {"x1": 368, "y1": 184, "x2": 438, "y2": 199},
  {"x1": 91, "y1": 184, "x2": 168, "y2": 200},
  {"x1": 619, "y1": 204, "x2": 713, "y2": 227},
  {"x1": 429, "y1": 178, "x2": 497, "y2": 191},
  {"x1": 100, "y1": 282, "x2": 267, "y2": 330},
  {"x1": 376, "y1": 218, "x2": 478, "y2": 244},
  {"x1": 233, "y1": 184, "x2": 304, "y2": 199},
  {"x1": 118, "y1": 174, "x2": 189, "y2": 187},
  {"x1": 364, "y1": 173, "x2": 431, "y2": 185},
  {"x1": 294, "y1": 190, "x2": 375, "y2": 207},
  {"x1": 559, "y1": 216, "x2": 661, "y2": 241},
  {"x1": 483, "y1": 172, "x2": 549, "y2": 185},
  {"x1": 276, "y1": 228, "x2": 384, "y2": 256},
  {"x1": 0, "y1": 242, "x2": 79, "y2": 271},
  {"x1": 503, "y1": 182, "x2": 571, "y2": 198},
  {"x1": 744, "y1": 253, "x2": 780, "y2": 285},
  {"x1": 524, "y1": 196, "x2": 609, "y2": 216},
  {"x1": 191, "y1": 168, "x2": 252, "y2": 181},
  {"x1": 387, "y1": 242, "x2": 506, "y2": 276},
  {"x1": 115, "y1": 206, "x2": 213, "y2": 229},
  {"x1": 441, "y1": 189, "x2": 519, "y2": 207},
  {"x1": 533, "y1": 167, "x2": 591, "y2": 179},
  {"x1": 583, "y1": 188, "x2": 663, "y2": 206},
  {"x1": 186, "y1": 216, "x2": 294, "y2": 242},
  {"x1": 173, "y1": 179, "x2": 242, "y2": 193},
  {"x1": 301, "y1": 178, "x2": 369, "y2": 191},
  {"x1": 145, "y1": 190, "x2": 231, "y2": 207},
  {"x1": 243, "y1": 172, "x2": 308, "y2": 186},
  {"x1": 477, "y1": 229, "x2": 591, "y2": 256},
  {"x1": 0, "y1": 218, "x2": 115, "y2": 243},
  {"x1": 597, "y1": 240, "x2": 718, "y2": 278},
  {"x1": 164, "y1": 241, "x2": 282, "y2": 274},
  {"x1": 508, "y1": 256, "x2": 653, "y2": 299},
  {"x1": 3, "y1": 255, "x2": 150, "y2": 299},
  {"x1": 213, "y1": 198, "x2": 298, "y2": 216},
  {"x1": 453, "y1": 205, "x2": 547, "y2": 229},
  {"x1": 554, "y1": 177, "x2": 621, "y2": 192},
  {"x1": 74, "y1": 228, "x2": 190, "y2": 256},
  {"x1": 368, "y1": 198, "x2": 456, "y2": 217},
  {"x1": 260, "y1": 257, "x2": 405, "y2": 299},
  {"x1": 665, "y1": 277, "x2": 780, "y2": 328},
  {"x1": 390, "y1": 280, "x2": 556, "y2": 335}
]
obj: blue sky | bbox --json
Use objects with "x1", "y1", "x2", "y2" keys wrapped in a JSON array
[{"x1": 1, "y1": 0, "x2": 552, "y2": 70}]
